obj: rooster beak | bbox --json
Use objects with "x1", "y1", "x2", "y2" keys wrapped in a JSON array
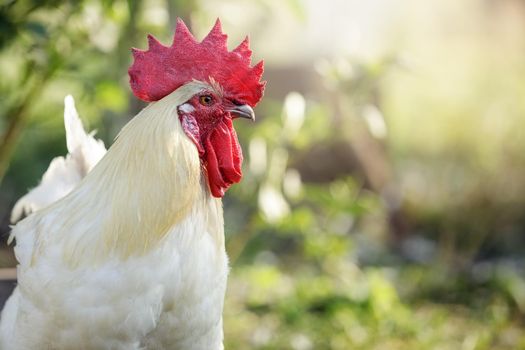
[{"x1": 228, "y1": 104, "x2": 255, "y2": 121}]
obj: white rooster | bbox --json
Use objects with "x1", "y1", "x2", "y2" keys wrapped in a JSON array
[{"x1": 0, "y1": 18, "x2": 264, "y2": 350}]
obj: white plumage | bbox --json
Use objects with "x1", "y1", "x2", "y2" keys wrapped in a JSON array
[
  {"x1": 10, "y1": 95, "x2": 107, "y2": 223},
  {"x1": 0, "y1": 83, "x2": 229, "y2": 349}
]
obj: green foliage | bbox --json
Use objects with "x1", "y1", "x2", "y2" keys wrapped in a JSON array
[{"x1": 223, "y1": 82, "x2": 524, "y2": 348}]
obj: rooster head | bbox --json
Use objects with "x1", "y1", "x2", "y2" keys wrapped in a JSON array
[{"x1": 128, "y1": 19, "x2": 265, "y2": 198}]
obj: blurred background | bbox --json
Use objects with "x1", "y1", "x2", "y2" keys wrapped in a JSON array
[{"x1": 1, "y1": 0, "x2": 525, "y2": 348}]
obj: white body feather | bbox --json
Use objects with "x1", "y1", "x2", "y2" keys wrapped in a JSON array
[
  {"x1": 10, "y1": 95, "x2": 107, "y2": 223},
  {"x1": 0, "y1": 83, "x2": 228, "y2": 350}
]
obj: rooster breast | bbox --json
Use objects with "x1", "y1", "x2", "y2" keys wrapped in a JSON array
[{"x1": 1, "y1": 187, "x2": 227, "y2": 350}]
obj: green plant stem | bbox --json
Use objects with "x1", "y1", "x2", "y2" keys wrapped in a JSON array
[{"x1": 0, "y1": 72, "x2": 52, "y2": 185}]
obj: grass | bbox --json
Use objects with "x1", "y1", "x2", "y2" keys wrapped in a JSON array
[{"x1": 223, "y1": 264, "x2": 525, "y2": 350}]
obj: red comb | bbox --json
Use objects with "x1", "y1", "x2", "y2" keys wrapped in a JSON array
[{"x1": 128, "y1": 18, "x2": 265, "y2": 106}]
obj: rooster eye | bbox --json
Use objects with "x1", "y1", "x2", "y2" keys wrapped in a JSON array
[{"x1": 199, "y1": 95, "x2": 214, "y2": 106}]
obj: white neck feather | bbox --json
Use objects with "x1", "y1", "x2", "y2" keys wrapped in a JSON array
[{"x1": 31, "y1": 82, "x2": 217, "y2": 266}]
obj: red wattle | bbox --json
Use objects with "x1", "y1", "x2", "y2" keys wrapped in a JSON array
[{"x1": 204, "y1": 118, "x2": 243, "y2": 197}]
